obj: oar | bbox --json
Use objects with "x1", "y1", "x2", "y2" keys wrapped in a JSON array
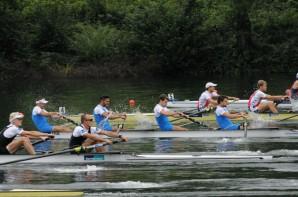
[
  {"x1": 0, "y1": 140, "x2": 122, "y2": 166},
  {"x1": 116, "y1": 118, "x2": 126, "y2": 134},
  {"x1": 61, "y1": 115, "x2": 79, "y2": 126},
  {"x1": 277, "y1": 114, "x2": 298, "y2": 122},
  {"x1": 181, "y1": 115, "x2": 207, "y2": 127},
  {"x1": 243, "y1": 117, "x2": 248, "y2": 138},
  {"x1": 171, "y1": 108, "x2": 209, "y2": 124}
]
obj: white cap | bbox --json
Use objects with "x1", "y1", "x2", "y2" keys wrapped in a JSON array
[
  {"x1": 9, "y1": 112, "x2": 24, "y2": 123},
  {"x1": 205, "y1": 82, "x2": 217, "y2": 89},
  {"x1": 36, "y1": 98, "x2": 48, "y2": 104}
]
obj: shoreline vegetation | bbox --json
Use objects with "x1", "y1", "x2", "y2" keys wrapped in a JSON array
[{"x1": 0, "y1": 0, "x2": 297, "y2": 80}]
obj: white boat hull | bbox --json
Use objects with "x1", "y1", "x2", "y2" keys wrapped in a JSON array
[
  {"x1": 0, "y1": 152, "x2": 275, "y2": 164},
  {"x1": 167, "y1": 100, "x2": 292, "y2": 111},
  {"x1": 54, "y1": 129, "x2": 298, "y2": 139}
]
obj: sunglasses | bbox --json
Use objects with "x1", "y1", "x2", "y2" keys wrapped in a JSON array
[
  {"x1": 85, "y1": 119, "x2": 93, "y2": 122},
  {"x1": 17, "y1": 118, "x2": 23, "y2": 120}
]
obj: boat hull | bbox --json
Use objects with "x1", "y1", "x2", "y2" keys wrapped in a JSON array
[{"x1": 54, "y1": 129, "x2": 298, "y2": 139}]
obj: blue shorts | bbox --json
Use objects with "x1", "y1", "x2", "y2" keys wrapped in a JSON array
[
  {"x1": 160, "y1": 124, "x2": 173, "y2": 131},
  {"x1": 221, "y1": 124, "x2": 240, "y2": 131},
  {"x1": 38, "y1": 125, "x2": 53, "y2": 133}
]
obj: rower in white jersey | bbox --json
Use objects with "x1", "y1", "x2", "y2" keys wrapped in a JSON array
[
  {"x1": 0, "y1": 112, "x2": 54, "y2": 155},
  {"x1": 154, "y1": 94, "x2": 188, "y2": 131},
  {"x1": 69, "y1": 113, "x2": 128, "y2": 153},
  {"x1": 93, "y1": 96, "x2": 126, "y2": 131},
  {"x1": 198, "y1": 82, "x2": 239, "y2": 111},
  {"x1": 248, "y1": 80, "x2": 288, "y2": 113}
]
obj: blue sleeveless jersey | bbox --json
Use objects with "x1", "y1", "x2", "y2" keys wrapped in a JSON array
[{"x1": 156, "y1": 114, "x2": 173, "y2": 131}]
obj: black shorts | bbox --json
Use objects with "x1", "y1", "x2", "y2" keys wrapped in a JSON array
[{"x1": 0, "y1": 146, "x2": 10, "y2": 155}]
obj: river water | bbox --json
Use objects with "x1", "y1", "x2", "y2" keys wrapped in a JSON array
[{"x1": 0, "y1": 74, "x2": 298, "y2": 196}]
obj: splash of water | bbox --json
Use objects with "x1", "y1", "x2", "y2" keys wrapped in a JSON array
[
  {"x1": 248, "y1": 112, "x2": 271, "y2": 128},
  {"x1": 133, "y1": 109, "x2": 155, "y2": 130}
]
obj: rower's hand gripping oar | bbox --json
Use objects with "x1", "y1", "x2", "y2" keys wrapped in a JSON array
[{"x1": 0, "y1": 140, "x2": 123, "y2": 166}]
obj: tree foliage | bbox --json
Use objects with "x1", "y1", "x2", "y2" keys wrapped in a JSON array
[{"x1": 0, "y1": 0, "x2": 297, "y2": 79}]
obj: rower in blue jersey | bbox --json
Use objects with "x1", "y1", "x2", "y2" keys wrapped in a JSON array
[
  {"x1": 93, "y1": 96, "x2": 126, "y2": 131},
  {"x1": 215, "y1": 96, "x2": 247, "y2": 130},
  {"x1": 32, "y1": 98, "x2": 71, "y2": 152},
  {"x1": 154, "y1": 94, "x2": 188, "y2": 131}
]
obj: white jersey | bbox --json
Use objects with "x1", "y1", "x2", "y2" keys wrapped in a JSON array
[
  {"x1": 248, "y1": 90, "x2": 267, "y2": 111},
  {"x1": 198, "y1": 91, "x2": 219, "y2": 109},
  {"x1": 2, "y1": 124, "x2": 23, "y2": 138},
  {"x1": 215, "y1": 106, "x2": 228, "y2": 116},
  {"x1": 32, "y1": 106, "x2": 48, "y2": 115},
  {"x1": 154, "y1": 104, "x2": 169, "y2": 118},
  {"x1": 72, "y1": 125, "x2": 100, "y2": 137},
  {"x1": 93, "y1": 105, "x2": 109, "y2": 115}
]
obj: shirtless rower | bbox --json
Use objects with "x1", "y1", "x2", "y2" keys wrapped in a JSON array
[
  {"x1": 248, "y1": 80, "x2": 288, "y2": 113},
  {"x1": 198, "y1": 82, "x2": 239, "y2": 111},
  {"x1": 0, "y1": 112, "x2": 54, "y2": 155},
  {"x1": 154, "y1": 94, "x2": 188, "y2": 131},
  {"x1": 69, "y1": 113, "x2": 128, "y2": 152},
  {"x1": 215, "y1": 96, "x2": 247, "y2": 130},
  {"x1": 93, "y1": 96, "x2": 126, "y2": 131}
]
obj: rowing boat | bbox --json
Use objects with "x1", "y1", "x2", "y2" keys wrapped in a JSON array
[
  {"x1": 65, "y1": 113, "x2": 298, "y2": 129},
  {"x1": 0, "y1": 152, "x2": 278, "y2": 164},
  {"x1": 0, "y1": 190, "x2": 83, "y2": 197},
  {"x1": 53, "y1": 129, "x2": 298, "y2": 139},
  {"x1": 167, "y1": 99, "x2": 293, "y2": 111}
]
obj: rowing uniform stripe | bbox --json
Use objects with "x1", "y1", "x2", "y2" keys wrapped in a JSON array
[
  {"x1": 198, "y1": 91, "x2": 218, "y2": 109},
  {"x1": 248, "y1": 90, "x2": 267, "y2": 111}
]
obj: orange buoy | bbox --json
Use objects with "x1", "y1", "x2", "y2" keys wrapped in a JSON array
[{"x1": 129, "y1": 99, "x2": 136, "y2": 107}]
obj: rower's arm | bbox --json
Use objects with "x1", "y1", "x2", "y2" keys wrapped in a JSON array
[
  {"x1": 40, "y1": 111, "x2": 58, "y2": 117},
  {"x1": 98, "y1": 130, "x2": 128, "y2": 141},
  {"x1": 208, "y1": 98, "x2": 218, "y2": 106},
  {"x1": 293, "y1": 81, "x2": 298, "y2": 89},
  {"x1": 263, "y1": 95, "x2": 287, "y2": 101},
  {"x1": 83, "y1": 133, "x2": 110, "y2": 143},
  {"x1": 21, "y1": 130, "x2": 53, "y2": 138},
  {"x1": 102, "y1": 112, "x2": 126, "y2": 120},
  {"x1": 226, "y1": 96, "x2": 239, "y2": 101},
  {"x1": 160, "y1": 109, "x2": 178, "y2": 117},
  {"x1": 222, "y1": 112, "x2": 243, "y2": 119}
]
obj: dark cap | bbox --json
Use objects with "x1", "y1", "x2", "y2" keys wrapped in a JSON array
[{"x1": 159, "y1": 94, "x2": 169, "y2": 101}]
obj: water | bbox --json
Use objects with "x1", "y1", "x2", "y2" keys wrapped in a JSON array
[{"x1": 0, "y1": 74, "x2": 297, "y2": 196}]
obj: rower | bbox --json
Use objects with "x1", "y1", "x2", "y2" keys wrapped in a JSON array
[
  {"x1": 198, "y1": 82, "x2": 239, "y2": 111},
  {"x1": 32, "y1": 98, "x2": 72, "y2": 133},
  {"x1": 286, "y1": 72, "x2": 298, "y2": 100},
  {"x1": 93, "y1": 96, "x2": 126, "y2": 131},
  {"x1": 32, "y1": 98, "x2": 71, "y2": 152},
  {"x1": 154, "y1": 94, "x2": 188, "y2": 131},
  {"x1": 0, "y1": 112, "x2": 54, "y2": 155},
  {"x1": 215, "y1": 96, "x2": 247, "y2": 130},
  {"x1": 248, "y1": 80, "x2": 288, "y2": 113},
  {"x1": 69, "y1": 113, "x2": 128, "y2": 152}
]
